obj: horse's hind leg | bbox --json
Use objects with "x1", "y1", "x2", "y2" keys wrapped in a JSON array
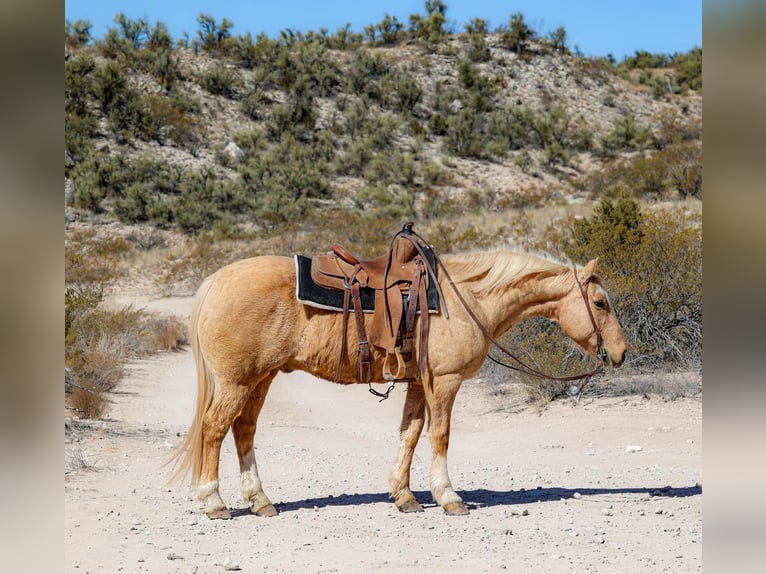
[
  {"x1": 389, "y1": 382, "x2": 426, "y2": 512},
  {"x1": 232, "y1": 372, "x2": 277, "y2": 517},
  {"x1": 198, "y1": 383, "x2": 252, "y2": 519}
]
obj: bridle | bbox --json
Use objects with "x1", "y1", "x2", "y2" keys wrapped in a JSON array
[{"x1": 573, "y1": 268, "x2": 608, "y2": 365}]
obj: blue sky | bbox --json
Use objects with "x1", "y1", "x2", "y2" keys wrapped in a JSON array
[{"x1": 64, "y1": 1, "x2": 702, "y2": 60}]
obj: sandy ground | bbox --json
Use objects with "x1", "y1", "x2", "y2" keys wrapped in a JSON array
[{"x1": 65, "y1": 295, "x2": 702, "y2": 573}]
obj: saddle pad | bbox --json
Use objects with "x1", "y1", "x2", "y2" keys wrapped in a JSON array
[{"x1": 294, "y1": 254, "x2": 439, "y2": 313}]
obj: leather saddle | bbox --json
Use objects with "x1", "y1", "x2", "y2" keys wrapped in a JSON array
[{"x1": 310, "y1": 224, "x2": 442, "y2": 384}]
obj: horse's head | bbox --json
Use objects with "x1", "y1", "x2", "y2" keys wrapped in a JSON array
[{"x1": 557, "y1": 259, "x2": 627, "y2": 367}]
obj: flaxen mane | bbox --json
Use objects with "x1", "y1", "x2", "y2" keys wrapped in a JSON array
[{"x1": 441, "y1": 251, "x2": 573, "y2": 294}]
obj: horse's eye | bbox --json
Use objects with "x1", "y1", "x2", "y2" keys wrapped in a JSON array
[{"x1": 593, "y1": 300, "x2": 606, "y2": 310}]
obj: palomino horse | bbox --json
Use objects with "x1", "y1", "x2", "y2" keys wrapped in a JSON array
[{"x1": 170, "y1": 250, "x2": 626, "y2": 518}]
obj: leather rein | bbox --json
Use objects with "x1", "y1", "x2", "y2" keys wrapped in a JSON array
[{"x1": 406, "y1": 229, "x2": 606, "y2": 385}]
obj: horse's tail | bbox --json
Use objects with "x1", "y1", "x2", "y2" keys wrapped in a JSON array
[{"x1": 166, "y1": 274, "x2": 217, "y2": 488}]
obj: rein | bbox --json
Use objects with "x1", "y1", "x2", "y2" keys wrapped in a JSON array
[{"x1": 406, "y1": 229, "x2": 606, "y2": 386}]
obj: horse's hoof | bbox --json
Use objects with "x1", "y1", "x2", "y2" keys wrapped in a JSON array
[
  {"x1": 443, "y1": 501, "x2": 470, "y2": 516},
  {"x1": 252, "y1": 503, "x2": 278, "y2": 517},
  {"x1": 206, "y1": 507, "x2": 232, "y2": 520},
  {"x1": 396, "y1": 499, "x2": 424, "y2": 513}
]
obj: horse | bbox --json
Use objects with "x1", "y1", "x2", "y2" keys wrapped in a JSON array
[{"x1": 169, "y1": 249, "x2": 627, "y2": 519}]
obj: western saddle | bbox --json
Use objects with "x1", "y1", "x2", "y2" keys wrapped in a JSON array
[{"x1": 310, "y1": 223, "x2": 443, "y2": 385}]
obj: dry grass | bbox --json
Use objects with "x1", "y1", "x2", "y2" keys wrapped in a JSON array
[
  {"x1": 66, "y1": 303, "x2": 189, "y2": 418},
  {"x1": 65, "y1": 447, "x2": 99, "y2": 474}
]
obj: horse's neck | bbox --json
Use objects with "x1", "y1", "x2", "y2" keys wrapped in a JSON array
[{"x1": 471, "y1": 273, "x2": 569, "y2": 338}]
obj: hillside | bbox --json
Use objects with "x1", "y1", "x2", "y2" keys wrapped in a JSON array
[{"x1": 64, "y1": 12, "x2": 702, "y2": 243}]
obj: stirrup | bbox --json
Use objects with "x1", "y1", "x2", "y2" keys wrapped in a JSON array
[{"x1": 382, "y1": 348, "x2": 414, "y2": 381}]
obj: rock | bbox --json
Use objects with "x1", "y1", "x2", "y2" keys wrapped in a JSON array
[
  {"x1": 222, "y1": 557, "x2": 241, "y2": 571},
  {"x1": 221, "y1": 142, "x2": 244, "y2": 164},
  {"x1": 625, "y1": 445, "x2": 643, "y2": 453}
]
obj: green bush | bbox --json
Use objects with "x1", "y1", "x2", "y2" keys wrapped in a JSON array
[
  {"x1": 444, "y1": 108, "x2": 483, "y2": 158},
  {"x1": 548, "y1": 26, "x2": 567, "y2": 52},
  {"x1": 384, "y1": 69, "x2": 423, "y2": 113},
  {"x1": 465, "y1": 18, "x2": 490, "y2": 62},
  {"x1": 200, "y1": 64, "x2": 240, "y2": 98},
  {"x1": 537, "y1": 191, "x2": 702, "y2": 369},
  {"x1": 408, "y1": 0, "x2": 448, "y2": 50},
  {"x1": 196, "y1": 13, "x2": 234, "y2": 54},
  {"x1": 501, "y1": 12, "x2": 535, "y2": 55},
  {"x1": 376, "y1": 14, "x2": 405, "y2": 45},
  {"x1": 65, "y1": 19, "x2": 93, "y2": 48},
  {"x1": 599, "y1": 114, "x2": 653, "y2": 155},
  {"x1": 672, "y1": 47, "x2": 702, "y2": 92}
]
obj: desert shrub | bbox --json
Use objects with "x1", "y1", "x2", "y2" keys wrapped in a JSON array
[
  {"x1": 66, "y1": 302, "x2": 189, "y2": 417},
  {"x1": 364, "y1": 149, "x2": 415, "y2": 186},
  {"x1": 65, "y1": 19, "x2": 93, "y2": 49},
  {"x1": 92, "y1": 61, "x2": 128, "y2": 114},
  {"x1": 113, "y1": 183, "x2": 173, "y2": 224},
  {"x1": 68, "y1": 151, "x2": 130, "y2": 211},
  {"x1": 599, "y1": 114, "x2": 653, "y2": 155},
  {"x1": 548, "y1": 26, "x2": 567, "y2": 52},
  {"x1": 240, "y1": 88, "x2": 269, "y2": 120},
  {"x1": 95, "y1": 13, "x2": 149, "y2": 60},
  {"x1": 444, "y1": 108, "x2": 484, "y2": 158},
  {"x1": 230, "y1": 31, "x2": 275, "y2": 69},
  {"x1": 347, "y1": 50, "x2": 390, "y2": 101},
  {"x1": 574, "y1": 141, "x2": 702, "y2": 200},
  {"x1": 64, "y1": 231, "x2": 135, "y2": 416},
  {"x1": 465, "y1": 18, "x2": 490, "y2": 62},
  {"x1": 537, "y1": 191, "x2": 701, "y2": 370},
  {"x1": 200, "y1": 64, "x2": 240, "y2": 99},
  {"x1": 659, "y1": 143, "x2": 702, "y2": 199},
  {"x1": 238, "y1": 134, "x2": 333, "y2": 229},
  {"x1": 338, "y1": 136, "x2": 374, "y2": 176},
  {"x1": 654, "y1": 108, "x2": 702, "y2": 148},
  {"x1": 145, "y1": 91, "x2": 203, "y2": 150},
  {"x1": 196, "y1": 13, "x2": 234, "y2": 54},
  {"x1": 428, "y1": 112, "x2": 449, "y2": 136},
  {"x1": 376, "y1": 14, "x2": 405, "y2": 45},
  {"x1": 145, "y1": 48, "x2": 183, "y2": 90},
  {"x1": 672, "y1": 47, "x2": 702, "y2": 92},
  {"x1": 65, "y1": 112, "x2": 97, "y2": 168},
  {"x1": 619, "y1": 50, "x2": 670, "y2": 70},
  {"x1": 65, "y1": 54, "x2": 96, "y2": 116},
  {"x1": 501, "y1": 12, "x2": 536, "y2": 55},
  {"x1": 408, "y1": 0, "x2": 447, "y2": 50},
  {"x1": 383, "y1": 69, "x2": 423, "y2": 113},
  {"x1": 66, "y1": 229, "x2": 187, "y2": 417}
]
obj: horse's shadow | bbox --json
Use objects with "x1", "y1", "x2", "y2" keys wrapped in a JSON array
[{"x1": 229, "y1": 484, "x2": 702, "y2": 517}]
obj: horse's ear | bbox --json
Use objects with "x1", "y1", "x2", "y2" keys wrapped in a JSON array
[{"x1": 577, "y1": 258, "x2": 599, "y2": 283}]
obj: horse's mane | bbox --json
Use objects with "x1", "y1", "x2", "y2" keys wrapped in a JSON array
[{"x1": 441, "y1": 251, "x2": 573, "y2": 294}]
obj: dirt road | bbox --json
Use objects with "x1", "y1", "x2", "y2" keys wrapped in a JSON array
[{"x1": 65, "y1": 296, "x2": 702, "y2": 573}]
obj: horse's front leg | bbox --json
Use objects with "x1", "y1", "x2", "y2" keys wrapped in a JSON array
[
  {"x1": 426, "y1": 374, "x2": 469, "y2": 515},
  {"x1": 232, "y1": 373, "x2": 277, "y2": 517},
  {"x1": 389, "y1": 382, "x2": 426, "y2": 512}
]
